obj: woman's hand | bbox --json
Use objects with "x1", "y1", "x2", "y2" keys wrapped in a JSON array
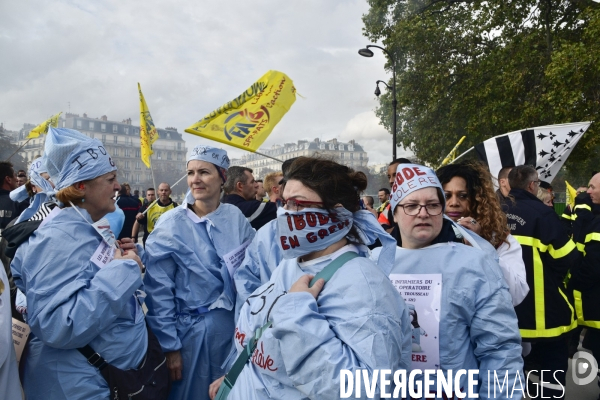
[
  {"x1": 117, "y1": 238, "x2": 137, "y2": 254},
  {"x1": 209, "y1": 376, "x2": 225, "y2": 399},
  {"x1": 113, "y1": 249, "x2": 144, "y2": 273},
  {"x1": 165, "y1": 350, "x2": 183, "y2": 381},
  {"x1": 289, "y1": 275, "x2": 325, "y2": 299},
  {"x1": 458, "y1": 217, "x2": 481, "y2": 235}
]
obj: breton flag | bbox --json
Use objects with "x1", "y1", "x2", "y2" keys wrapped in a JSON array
[
  {"x1": 475, "y1": 121, "x2": 592, "y2": 183},
  {"x1": 27, "y1": 112, "x2": 62, "y2": 139},
  {"x1": 138, "y1": 83, "x2": 159, "y2": 168},
  {"x1": 185, "y1": 70, "x2": 296, "y2": 152}
]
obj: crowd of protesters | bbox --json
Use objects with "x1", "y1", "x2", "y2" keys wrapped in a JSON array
[{"x1": 1, "y1": 126, "x2": 599, "y2": 400}]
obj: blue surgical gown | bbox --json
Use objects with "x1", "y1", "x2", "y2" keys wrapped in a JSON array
[
  {"x1": 11, "y1": 206, "x2": 147, "y2": 400},
  {"x1": 229, "y1": 244, "x2": 412, "y2": 399},
  {"x1": 372, "y1": 242, "x2": 524, "y2": 399},
  {"x1": 234, "y1": 219, "x2": 281, "y2": 317},
  {"x1": 143, "y1": 202, "x2": 255, "y2": 400}
]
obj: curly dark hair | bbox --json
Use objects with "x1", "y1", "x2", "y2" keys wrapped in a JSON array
[{"x1": 436, "y1": 160, "x2": 509, "y2": 248}]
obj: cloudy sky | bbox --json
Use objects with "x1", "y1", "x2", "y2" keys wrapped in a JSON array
[{"x1": 1, "y1": 0, "x2": 413, "y2": 165}]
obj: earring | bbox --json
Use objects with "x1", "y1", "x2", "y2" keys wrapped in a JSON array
[{"x1": 81, "y1": 198, "x2": 85, "y2": 203}]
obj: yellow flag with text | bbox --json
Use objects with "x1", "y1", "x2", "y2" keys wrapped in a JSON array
[
  {"x1": 565, "y1": 180, "x2": 577, "y2": 209},
  {"x1": 27, "y1": 112, "x2": 62, "y2": 139},
  {"x1": 138, "y1": 83, "x2": 159, "y2": 168},
  {"x1": 185, "y1": 70, "x2": 296, "y2": 151}
]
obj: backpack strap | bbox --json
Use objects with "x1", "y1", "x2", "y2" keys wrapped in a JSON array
[{"x1": 309, "y1": 251, "x2": 359, "y2": 287}]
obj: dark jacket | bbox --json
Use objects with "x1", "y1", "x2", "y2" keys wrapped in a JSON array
[
  {"x1": 116, "y1": 195, "x2": 141, "y2": 240},
  {"x1": 506, "y1": 188, "x2": 579, "y2": 340},
  {"x1": 222, "y1": 194, "x2": 277, "y2": 231},
  {"x1": 0, "y1": 189, "x2": 18, "y2": 230}
]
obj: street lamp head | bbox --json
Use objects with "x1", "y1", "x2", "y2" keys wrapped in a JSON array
[
  {"x1": 358, "y1": 47, "x2": 374, "y2": 57},
  {"x1": 374, "y1": 84, "x2": 381, "y2": 97}
]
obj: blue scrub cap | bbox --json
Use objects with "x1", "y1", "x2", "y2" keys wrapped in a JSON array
[
  {"x1": 28, "y1": 156, "x2": 54, "y2": 193},
  {"x1": 390, "y1": 163, "x2": 445, "y2": 212},
  {"x1": 44, "y1": 127, "x2": 116, "y2": 191},
  {"x1": 187, "y1": 145, "x2": 230, "y2": 170}
]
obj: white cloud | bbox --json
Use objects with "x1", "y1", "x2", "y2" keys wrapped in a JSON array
[{"x1": 0, "y1": 0, "x2": 411, "y2": 166}]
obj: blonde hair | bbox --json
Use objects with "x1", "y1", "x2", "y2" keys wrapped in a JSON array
[
  {"x1": 537, "y1": 187, "x2": 553, "y2": 205},
  {"x1": 264, "y1": 171, "x2": 283, "y2": 196}
]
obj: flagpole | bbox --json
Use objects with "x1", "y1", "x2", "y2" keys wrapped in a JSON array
[
  {"x1": 7, "y1": 139, "x2": 32, "y2": 161},
  {"x1": 141, "y1": 172, "x2": 187, "y2": 215},
  {"x1": 451, "y1": 146, "x2": 474, "y2": 164},
  {"x1": 254, "y1": 151, "x2": 283, "y2": 163}
]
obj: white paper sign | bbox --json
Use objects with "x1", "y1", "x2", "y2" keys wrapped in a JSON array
[
  {"x1": 389, "y1": 273, "x2": 442, "y2": 370},
  {"x1": 12, "y1": 318, "x2": 30, "y2": 362},
  {"x1": 224, "y1": 239, "x2": 252, "y2": 278},
  {"x1": 91, "y1": 241, "x2": 116, "y2": 269}
]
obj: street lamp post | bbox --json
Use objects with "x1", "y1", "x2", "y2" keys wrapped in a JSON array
[{"x1": 358, "y1": 45, "x2": 397, "y2": 161}]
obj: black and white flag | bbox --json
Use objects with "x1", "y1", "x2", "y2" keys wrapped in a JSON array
[{"x1": 475, "y1": 121, "x2": 592, "y2": 183}]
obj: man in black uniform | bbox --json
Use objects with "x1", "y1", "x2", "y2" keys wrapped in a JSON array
[
  {"x1": 222, "y1": 166, "x2": 276, "y2": 231},
  {"x1": 568, "y1": 172, "x2": 600, "y2": 397},
  {"x1": 506, "y1": 165, "x2": 578, "y2": 399}
]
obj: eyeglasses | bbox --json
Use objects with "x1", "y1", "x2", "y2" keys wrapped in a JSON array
[
  {"x1": 532, "y1": 180, "x2": 541, "y2": 186},
  {"x1": 396, "y1": 203, "x2": 443, "y2": 216},
  {"x1": 282, "y1": 198, "x2": 324, "y2": 211}
]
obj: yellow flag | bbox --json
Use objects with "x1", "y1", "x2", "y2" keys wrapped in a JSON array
[
  {"x1": 565, "y1": 180, "x2": 577, "y2": 209},
  {"x1": 438, "y1": 136, "x2": 466, "y2": 168},
  {"x1": 185, "y1": 70, "x2": 296, "y2": 151},
  {"x1": 27, "y1": 112, "x2": 62, "y2": 139},
  {"x1": 138, "y1": 83, "x2": 159, "y2": 168}
]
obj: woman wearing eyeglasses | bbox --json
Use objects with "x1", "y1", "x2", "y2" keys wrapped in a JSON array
[
  {"x1": 436, "y1": 161, "x2": 529, "y2": 306},
  {"x1": 209, "y1": 157, "x2": 411, "y2": 400},
  {"x1": 372, "y1": 163, "x2": 523, "y2": 398}
]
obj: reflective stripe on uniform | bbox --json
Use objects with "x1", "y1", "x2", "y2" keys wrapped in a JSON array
[
  {"x1": 513, "y1": 235, "x2": 576, "y2": 259},
  {"x1": 574, "y1": 290, "x2": 600, "y2": 329},
  {"x1": 516, "y1": 235, "x2": 577, "y2": 338},
  {"x1": 574, "y1": 204, "x2": 592, "y2": 211}
]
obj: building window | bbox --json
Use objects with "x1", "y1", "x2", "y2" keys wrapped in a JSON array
[
  {"x1": 113, "y1": 125, "x2": 118, "y2": 133},
  {"x1": 136, "y1": 161, "x2": 141, "y2": 170},
  {"x1": 125, "y1": 149, "x2": 131, "y2": 157},
  {"x1": 124, "y1": 161, "x2": 130, "y2": 169},
  {"x1": 113, "y1": 136, "x2": 118, "y2": 144},
  {"x1": 319, "y1": 143, "x2": 325, "y2": 150},
  {"x1": 102, "y1": 135, "x2": 107, "y2": 143},
  {"x1": 177, "y1": 142, "x2": 181, "y2": 150},
  {"x1": 348, "y1": 145, "x2": 354, "y2": 151},
  {"x1": 167, "y1": 152, "x2": 172, "y2": 160},
  {"x1": 135, "y1": 149, "x2": 140, "y2": 158},
  {"x1": 146, "y1": 173, "x2": 151, "y2": 181},
  {"x1": 329, "y1": 144, "x2": 334, "y2": 150},
  {"x1": 62, "y1": 121, "x2": 66, "y2": 127},
  {"x1": 157, "y1": 151, "x2": 162, "y2": 160},
  {"x1": 134, "y1": 128, "x2": 139, "y2": 134},
  {"x1": 113, "y1": 148, "x2": 119, "y2": 157},
  {"x1": 340, "y1": 152, "x2": 344, "y2": 159},
  {"x1": 124, "y1": 172, "x2": 129, "y2": 180},
  {"x1": 90, "y1": 133, "x2": 94, "y2": 139},
  {"x1": 126, "y1": 137, "x2": 131, "y2": 145},
  {"x1": 135, "y1": 174, "x2": 140, "y2": 183},
  {"x1": 177, "y1": 153, "x2": 182, "y2": 161},
  {"x1": 350, "y1": 153, "x2": 354, "y2": 159},
  {"x1": 89, "y1": 122, "x2": 94, "y2": 130},
  {"x1": 101, "y1": 123, "x2": 106, "y2": 132},
  {"x1": 124, "y1": 127, "x2": 129, "y2": 135},
  {"x1": 339, "y1": 145, "x2": 344, "y2": 151},
  {"x1": 77, "y1": 120, "x2": 82, "y2": 129}
]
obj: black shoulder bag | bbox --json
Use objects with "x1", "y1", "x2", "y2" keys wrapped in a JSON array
[{"x1": 77, "y1": 314, "x2": 170, "y2": 399}]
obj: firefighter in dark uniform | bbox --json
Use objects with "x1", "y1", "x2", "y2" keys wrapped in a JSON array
[
  {"x1": 569, "y1": 172, "x2": 600, "y2": 395},
  {"x1": 505, "y1": 165, "x2": 579, "y2": 399}
]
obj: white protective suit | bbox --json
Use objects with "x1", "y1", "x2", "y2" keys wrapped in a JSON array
[
  {"x1": 143, "y1": 202, "x2": 255, "y2": 400},
  {"x1": 229, "y1": 244, "x2": 413, "y2": 399}
]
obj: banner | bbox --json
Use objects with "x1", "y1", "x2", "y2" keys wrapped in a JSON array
[
  {"x1": 185, "y1": 70, "x2": 296, "y2": 151},
  {"x1": 138, "y1": 83, "x2": 159, "y2": 168},
  {"x1": 474, "y1": 121, "x2": 592, "y2": 184},
  {"x1": 27, "y1": 112, "x2": 62, "y2": 139}
]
